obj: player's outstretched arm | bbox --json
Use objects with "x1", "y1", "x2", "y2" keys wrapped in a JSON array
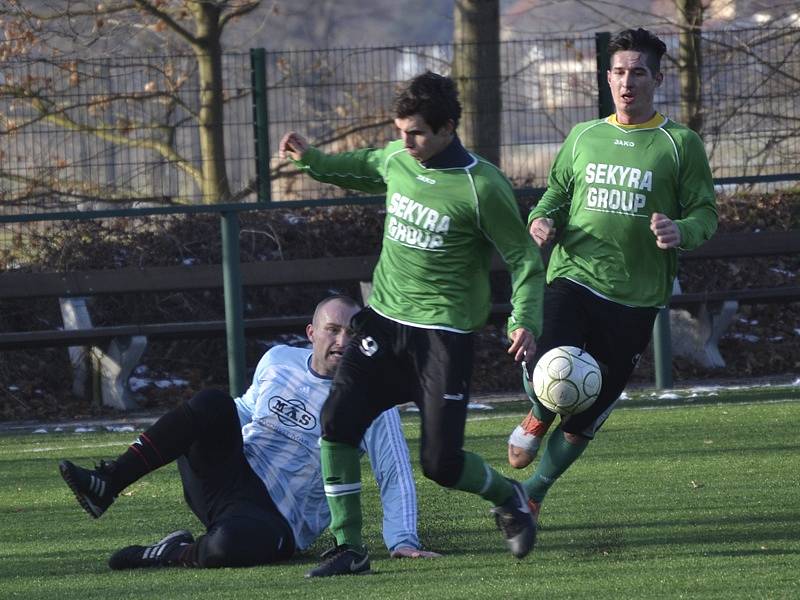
[
  {"x1": 362, "y1": 408, "x2": 441, "y2": 557},
  {"x1": 278, "y1": 131, "x2": 310, "y2": 161}
]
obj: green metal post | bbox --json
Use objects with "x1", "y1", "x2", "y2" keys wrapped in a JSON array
[
  {"x1": 250, "y1": 48, "x2": 271, "y2": 203},
  {"x1": 595, "y1": 32, "x2": 614, "y2": 118},
  {"x1": 652, "y1": 307, "x2": 673, "y2": 389},
  {"x1": 221, "y1": 210, "x2": 246, "y2": 397}
]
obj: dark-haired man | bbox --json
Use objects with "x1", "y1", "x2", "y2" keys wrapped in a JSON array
[
  {"x1": 507, "y1": 28, "x2": 717, "y2": 543},
  {"x1": 59, "y1": 295, "x2": 437, "y2": 569},
  {"x1": 280, "y1": 70, "x2": 545, "y2": 576}
]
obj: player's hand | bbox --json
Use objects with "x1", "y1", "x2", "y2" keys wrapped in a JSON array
[
  {"x1": 529, "y1": 217, "x2": 556, "y2": 247},
  {"x1": 650, "y1": 212, "x2": 681, "y2": 249},
  {"x1": 390, "y1": 546, "x2": 443, "y2": 559},
  {"x1": 508, "y1": 327, "x2": 536, "y2": 363},
  {"x1": 279, "y1": 131, "x2": 310, "y2": 161}
]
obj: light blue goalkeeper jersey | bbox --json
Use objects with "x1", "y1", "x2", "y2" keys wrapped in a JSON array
[{"x1": 236, "y1": 345, "x2": 418, "y2": 551}]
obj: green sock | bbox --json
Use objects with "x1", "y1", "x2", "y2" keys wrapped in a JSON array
[
  {"x1": 320, "y1": 439, "x2": 363, "y2": 548},
  {"x1": 453, "y1": 450, "x2": 513, "y2": 506},
  {"x1": 524, "y1": 426, "x2": 589, "y2": 502},
  {"x1": 531, "y1": 398, "x2": 557, "y2": 423},
  {"x1": 522, "y1": 369, "x2": 557, "y2": 423}
]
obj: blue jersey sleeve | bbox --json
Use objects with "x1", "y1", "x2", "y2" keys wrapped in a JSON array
[
  {"x1": 233, "y1": 348, "x2": 276, "y2": 428},
  {"x1": 361, "y1": 408, "x2": 420, "y2": 551}
]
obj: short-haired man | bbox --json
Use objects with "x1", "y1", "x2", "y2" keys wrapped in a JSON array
[
  {"x1": 507, "y1": 28, "x2": 718, "y2": 548},
  {"x1": 280, "y1": 71, "x2": 545, "y2": 576},
  {"x1": 59, "y1": 295, "x2": 436, "y2": 568}
]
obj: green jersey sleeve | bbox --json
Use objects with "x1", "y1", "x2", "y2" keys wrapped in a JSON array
[
  {"x1": 528, "y1": 124, "x2": 583, "y2": 230},
  {"x1": 475, "y1": 166, "x2": 545, "y2": 338},
  {"x1": 293, "y1": 146, "x2": 388, "y2": 194},
  {"x1": 674, "y1": 129, "x2": 718, "y2": 251}
]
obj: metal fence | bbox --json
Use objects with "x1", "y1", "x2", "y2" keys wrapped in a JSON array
[
  {"x1": 0, "y1": 53, "x2": 255, "y2": 211},
  {"x1": 265, "y1": 27, "x2": 800, "y2": 201},
  {"x1": 2, "y1": 28, "x2": 798, "y2": 393},
  {"x1": 1, "y1": 27, "x2": 798, "y2": 219}
]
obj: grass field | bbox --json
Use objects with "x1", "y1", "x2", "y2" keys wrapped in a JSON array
[{"x1": 1, "y1": 390, "x2": 799, "y2": 599}]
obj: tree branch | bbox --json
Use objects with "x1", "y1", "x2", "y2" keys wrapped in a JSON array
[
  {"x1": 220, "y1": 1, "x2": 263, "y2": 29},
  {"x1": 132, "y1": 0, "x2": 199, "y2": 46},
  {"x1": 21, "y1": 93, "x2": 204, "y2": 185}
]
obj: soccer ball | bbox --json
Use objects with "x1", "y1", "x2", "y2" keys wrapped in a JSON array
[{"x1": 531, "y1": 346, "x2": 602, "y2": 415}]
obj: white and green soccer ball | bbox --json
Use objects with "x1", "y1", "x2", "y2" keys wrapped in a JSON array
[{"x1": 531, "y1": 346, "x2": 602, "y2": 415}]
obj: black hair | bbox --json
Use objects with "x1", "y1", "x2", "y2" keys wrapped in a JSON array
[
  {"x1": 608, "y1": 28, "x2": 667, "y2": 74},
  {"x1": 393, "y1": 70, "x2": 461, "y2": 133}
]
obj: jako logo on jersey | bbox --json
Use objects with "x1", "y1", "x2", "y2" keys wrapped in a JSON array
[
  {"x1": 416, "y1": 174, "x2": 436, "y2": 185},
  {"x1": 614, "y1": 139, "x2": 635, "y2": 147},
  {"x1": 268, "y1": 396, "x2": 317, "y2": 430},
  {"x1": 360, "y1": 336, "x2": 379, "y2": 357}
]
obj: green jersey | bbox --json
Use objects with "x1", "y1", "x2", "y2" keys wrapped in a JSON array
[
  {"x1": 295, "y1": 138, "x2": 544, "y2": 335},
  {"x1": 531, "y1": 113, "x2": 717, "y2": 307}
]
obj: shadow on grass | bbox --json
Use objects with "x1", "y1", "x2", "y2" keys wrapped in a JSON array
[{"x1": 387, "y1": 509, "x2": 800, "y2": 560}]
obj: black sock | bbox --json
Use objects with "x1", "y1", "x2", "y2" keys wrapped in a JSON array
[{"x1": 110, "y1": 402, "x2": 197, "y2": 493}]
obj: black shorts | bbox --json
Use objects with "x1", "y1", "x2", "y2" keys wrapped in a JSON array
[
  {"x1": 533, "y1": 278, "x2": 658, "y2": 438},
  {"x1": 176, "y1": 389, "x2": 295, "y2": 566},
  {"x1": 321, "y1": 307, "x2": 474, "y2": 486}
]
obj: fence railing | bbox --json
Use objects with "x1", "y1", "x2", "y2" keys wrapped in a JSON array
[{"x1": 2, "y1": 28, "x2": 799, "y2": 394}]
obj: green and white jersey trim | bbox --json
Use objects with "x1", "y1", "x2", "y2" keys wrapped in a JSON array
[{"x1": 370, "y1": 304, "x2": 470, "y2": 334}]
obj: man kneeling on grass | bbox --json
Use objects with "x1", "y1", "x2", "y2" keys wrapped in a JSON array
[{"x1": 59, "y1": 295, "x2": 438, "y2": 570}]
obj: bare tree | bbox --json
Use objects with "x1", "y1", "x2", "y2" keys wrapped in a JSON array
[
  {"x1": 0, "y1": 1, "x2": 260, "y2": 206},
  {"x1": 452, "y1": 0, "x2": 501, "y2": 166},
  {"x1": 677, "y1": 0, "x2": 704, "y2": 133}
]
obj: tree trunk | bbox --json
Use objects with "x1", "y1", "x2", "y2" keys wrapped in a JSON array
[
  {"x1": 192, "y1": 2, "x2": 231, "y2": 203},
  {"x1": 452, "y1": 0, "x2": 501, "y2": 166},
  {"x1": 678, "y1": 0, "x2": 703, "y2": 134}
]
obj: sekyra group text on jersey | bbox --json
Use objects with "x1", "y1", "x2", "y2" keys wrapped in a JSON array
[
  {"x1": 387, "y1": 191, "x2": 451, "y2": 250},
  {"x1": 584, "y1": 162, "x2": 653, "y2": 215}
]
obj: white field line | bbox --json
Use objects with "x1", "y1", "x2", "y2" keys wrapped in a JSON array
[
  {"x1": 2, "y1": 397, "x2": 798, "y2": 456},
  {"x1": 0, "y1": 441, "x2": 128, "y2": 456}
]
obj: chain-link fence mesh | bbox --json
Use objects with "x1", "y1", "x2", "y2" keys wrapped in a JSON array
[{"x1": 1, "y1": 28, "x2": 799, "y2": 268}]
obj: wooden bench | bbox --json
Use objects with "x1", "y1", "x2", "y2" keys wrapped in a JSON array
[
  {"x1": 664, "y1": 230, "x2": 800, "y2": 369},
  {"x1": 672, "y1": 230, "x2": 800, "y2": 304},
  {"x1": 0, "y1": 256, "x2": 379, "y2": 409},
  {"x1": 0, "y1": 256, "x2": 379, "y2": 350},
  {"x1": 0, "y1": 229, "x2": 797, "y2": 404},
  {"x1": 0, "y1": 254, "x2": 517, "y2": 408}
]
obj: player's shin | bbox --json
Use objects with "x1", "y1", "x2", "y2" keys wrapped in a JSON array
[
  {"x1": 321, "y1": 439, "x2": 364, "y2": 547},
  {"x1": 453, "y1": 451, "x2": 514, "y2": 505},
  {"x1": 523, "y1": 426, "x2": 589, "y2": 501},
  {"x1": 112, "y1": 401, "x2": 198, "y2": 492}
]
